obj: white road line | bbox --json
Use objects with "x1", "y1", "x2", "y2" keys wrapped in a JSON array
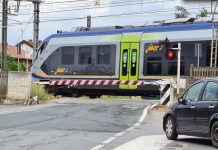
[
  {"x1": 103, "y1": 137, "x2": 118, "y2": 144},
  {"x1": 91, "y1": 145, "x2": 105, "y2": 150},
  {"x1": 90, "y1": 105, "x2": 151, "y2": 150},
  {"x1": 150, "y1": 103, "x2": 158, "y2": 110},
  {"x1": 133, "y1": 122, "x2": 140, "y2": 127},
  {"x1": 114, "y1": 131, "x2": 126, "y2": 137}
]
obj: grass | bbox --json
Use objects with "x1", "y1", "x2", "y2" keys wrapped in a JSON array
[{"x1": 30, "y1": 84, "x2": 53, "y2": 102}]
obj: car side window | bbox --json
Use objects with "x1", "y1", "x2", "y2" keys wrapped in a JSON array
[
  {"x1": 184, "y1": 82, "x2": 204, "y2": 102},
  {"x1": 202, "y1": 82, "x2": 218, "y2": 101}
]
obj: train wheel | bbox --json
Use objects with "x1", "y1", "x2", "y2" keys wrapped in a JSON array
[
  {"x1": 72, "y1": 92, "x2": 80, "y2": 98},
  {"x1": 89, "y1": 96, "x2": 97, "y2": 99}
]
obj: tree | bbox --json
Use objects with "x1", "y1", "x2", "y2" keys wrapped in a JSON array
[
  {"x1": 196, "y1": 8, "x2": 208, "y2": 18},
  {"x1": 175, "y1": 6, "x2": 190, "y2": 18},
  {"x1": 0, "y1": 54, "x2": 26, "y2": 71}
]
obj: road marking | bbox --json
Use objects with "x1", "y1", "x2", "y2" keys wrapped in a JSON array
[
  {"x1": 91, "y1": 145, "x2": 104, "y2": 150},
  {"x1": 113, "y1": 135, "x2": 172, "y2": 150},
  {"x1": 103, "y1": 137, "x2": 118, "y2": 144},
  {"x1": 90, "y1": 105, "x2": 151, "y2": 150}
]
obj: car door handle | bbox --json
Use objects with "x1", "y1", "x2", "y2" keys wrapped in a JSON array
[
  {"x1": 190, "y1": 105, "x2": 196, "y2": 109},
  {"x1": 209, "y1": 105, "x2": 215, "y2": 109}
]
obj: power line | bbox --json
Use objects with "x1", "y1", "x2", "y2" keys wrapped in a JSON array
[
  {"x1": 11, "y1": 1, "x2": 211, "y2": 17},
  {"x1": 15, "y1": 14, "x2": 34, "y2": 43},
  {"x1": 9, "y1": 0, "x2": 174, "y2": 16},
  {"x1": 7, "y1": 5, "x2": 212, "y2": 26}
]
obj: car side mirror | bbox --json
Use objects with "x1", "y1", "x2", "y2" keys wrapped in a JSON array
[{"x1": 178, "y1": 97, "x2": 185, "y2": 104}]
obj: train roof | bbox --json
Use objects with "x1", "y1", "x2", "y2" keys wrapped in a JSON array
[{"x1": 45, "y1": 22, "x2": 214, "y2": 42}]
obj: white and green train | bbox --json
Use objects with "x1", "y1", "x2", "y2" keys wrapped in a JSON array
[{"x1": 32, "y1": 22, "x2": 214, "y2": 97}]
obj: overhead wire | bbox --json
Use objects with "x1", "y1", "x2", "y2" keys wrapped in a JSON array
[
  {"x1": 8, "y1": 0, "x2": 174, "y2": 16},
  {"x1": 7, "y1": 5, "x2": 211, "y2": 26}
]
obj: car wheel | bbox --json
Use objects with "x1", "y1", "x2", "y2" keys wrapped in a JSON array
[
  {"x1": 211, "y1": 121, "x2": 218, "y2": 148},
  {"x1": 165, "y1": 116, "x2": 178, "y2": 140}
]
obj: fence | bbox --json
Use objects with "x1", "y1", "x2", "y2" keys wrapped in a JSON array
[
  {"x1": 190, "y1": 64, "x2": 218, "y2": 80},
  {"x1": 0, "y1": 71, "x2": 8, "y2": 100}
]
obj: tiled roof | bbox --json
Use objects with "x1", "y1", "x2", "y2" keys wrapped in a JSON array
[
  {"x1": 0, "y1": 43, "x2": 33, "y2": 60},
  {"x1": 19, "y1": 40, "x2": 33, "y2": 48}
]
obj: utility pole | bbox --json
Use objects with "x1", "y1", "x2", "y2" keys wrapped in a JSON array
[
  {"x1": 33, "y1": 1, "x2": 40, "y2": 60},
  {"x1": 2, "y1": 0, "x2": 8, "y2": 71},
  {"x1": 87, "y1": 15, "x2": 91, "y2": 28},
  {"x1": 211, "y1": 0, "x2": 213, "y2": 14},
  {"x1": 14, "y1": 0, "x2": 42, "y2": 62}
]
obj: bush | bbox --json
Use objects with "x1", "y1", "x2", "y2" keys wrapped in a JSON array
[
  {"x1": 31, "y1": 84, "x2": 52, "y2": 102},
  {"x1": 0, "y1": 55, "x2": 26, "y2": 71}
]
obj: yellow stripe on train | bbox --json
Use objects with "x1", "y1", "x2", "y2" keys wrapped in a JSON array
[{"x1": 35, "y1": 72, "x2": 119, "y2": 79}]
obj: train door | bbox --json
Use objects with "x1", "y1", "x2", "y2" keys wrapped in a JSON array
[{"x1": 119, "y1": 42, "x2": 140, "y2": 89}]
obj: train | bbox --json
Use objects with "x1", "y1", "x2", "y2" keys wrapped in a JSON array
[{"x1": 32, "y1": 19, "x2": 214, "y2": 97}]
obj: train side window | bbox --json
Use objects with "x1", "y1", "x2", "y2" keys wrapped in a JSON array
[
  {"x1": 131, "y1": 49, "x2": 137, "y2": 76},
  {"x1": 146, "y1": 57, "x2": 162, "y2": 75},
  {"x1": 97, "y1": 45, "x2": 111, "y2": 64},
  {"x1": 62, "y1": 47, "x2": 74, "y2": 65},
  {"x1": 122, "y1": 49, "x2": 128, "y2": 76},
  {"x1": 168, "y1": 62, "x2": 185, "y2": 75},
  {"x1": 79, "y1": 46, "x2": 92, "y2": 64}
]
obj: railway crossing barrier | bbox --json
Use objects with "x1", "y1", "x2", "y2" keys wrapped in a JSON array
[{"x1": 49, "y1": 78, "x2": 178, "y2": 105}]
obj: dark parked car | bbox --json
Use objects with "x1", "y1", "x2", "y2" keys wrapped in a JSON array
[{"x1": 163, "y1": 78, "x2": 218, "y2": 148}]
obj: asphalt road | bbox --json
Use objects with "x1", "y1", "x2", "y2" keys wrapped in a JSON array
[
  {"x1": 0, "y1": 98, "x2": 151, "y2": 150},
  {"x1": 0, "y1": 98, "x2": 216, "y2": 150},
  {"x1": 107, "y1": 109, "x2": 217, "y2": 150}
]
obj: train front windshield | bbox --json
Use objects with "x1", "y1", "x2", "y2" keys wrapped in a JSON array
[{"x1": 34, "y1": 41, "x2": 47, "y2": 62}]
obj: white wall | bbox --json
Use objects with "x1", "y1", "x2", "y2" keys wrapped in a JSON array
[
  {"x1": 7, "y1": 72, "x2": 31, "y2": 100},
  {"x1": 21, "y1": 44, "x2": 33, "y2": 59}
]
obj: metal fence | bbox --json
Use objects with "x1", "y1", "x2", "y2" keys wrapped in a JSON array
[
  {"x1": 190, "y1": 64, "x2": 218, "y2": 80},
  {"x1": 0, "y1": 71, "x2": 8, "y2": 100}
]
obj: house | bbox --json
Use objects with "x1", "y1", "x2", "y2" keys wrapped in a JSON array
[
  {"x1": 0, "y1": 42, "x2": 33, "y2": 72},
  {"x1": 18, "y1": 39, "x2": 34, "y2": 61}
]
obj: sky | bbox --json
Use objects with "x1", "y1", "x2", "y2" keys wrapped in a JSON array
[{"x1": 3, "y1": 0, "x2": 214, "y2": 45}]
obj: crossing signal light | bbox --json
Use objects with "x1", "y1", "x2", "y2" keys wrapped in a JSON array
[{"x1": 166, "y1": 50, "x2": 175, "y2": 60}]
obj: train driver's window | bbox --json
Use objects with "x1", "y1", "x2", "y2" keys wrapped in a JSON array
[
  {"x1": 168, "y1": 62, "x2": 185, "y2": 75},
  {"x1": 97, "y1": 45, "x2": 111, "y2": 64},
  {"x1": 79, "y1": 46, "x2": 92, "y2": 64}
]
